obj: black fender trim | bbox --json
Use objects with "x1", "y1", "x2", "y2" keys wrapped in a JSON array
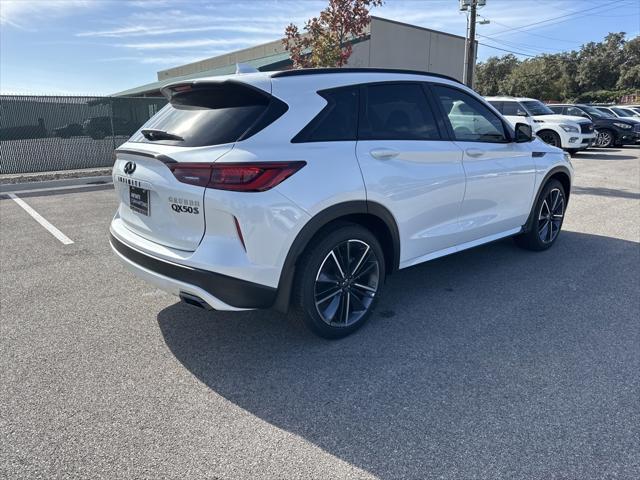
[
  {"x1": 272, "y1": 200, "x2": 400, "y2": 313},
  {"x1": 110, "y1": 234, "x2": 277, "y2": 309},
  {"x1": 523, "y1": 165, "x2": 572, "y2": 233}
]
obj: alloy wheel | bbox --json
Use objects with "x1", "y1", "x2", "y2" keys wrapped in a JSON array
[
  {"x1": 314, "y1": 239, "x2": 380, "y2": 327},
  {"x1": 596, "y1": 131, "x2": 612, "y2": 147},
  {"x1": 538, "y1": 188, "x2": 564, "y2": 244}
]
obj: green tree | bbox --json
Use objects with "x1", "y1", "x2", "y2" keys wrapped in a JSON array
[
  {"x1": 576, "y1": 32, "x2": 626, "y2": 91},
  {"x1": 617, "y1": 36, "x2": 640, "y2": 89},
  {"x1": 475, "y1": 54, "x2": 520, "y2": 95}
]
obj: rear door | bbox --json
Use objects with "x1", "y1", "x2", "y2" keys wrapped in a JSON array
[
  {"x1": 355, "y1": 82, "x2": 466, "y2": 264},
  {"x1": 113, "y1": 81, "x2": 273, "y2": 251},
  {"x1": 431, "y1": 84, "x2": 536, "y2": 242}
]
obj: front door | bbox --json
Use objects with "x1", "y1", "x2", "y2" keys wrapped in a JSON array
[{"x1": 431, "y1": 84, "x2": 537, "y2": 243}]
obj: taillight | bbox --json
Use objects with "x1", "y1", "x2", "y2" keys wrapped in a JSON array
[{"x1": 168, "y1": 162, "x2": 306, "y2": 192}]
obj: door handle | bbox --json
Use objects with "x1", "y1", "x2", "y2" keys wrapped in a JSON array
[
  {"x1": 370, "y1": 148, "x2": 399, "y2": 160},
  {"x1": 465, "y1": 148, "x2": 485, "y2": 158}
]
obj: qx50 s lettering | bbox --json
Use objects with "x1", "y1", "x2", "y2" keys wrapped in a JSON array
[{"x1": 110, "y1": 68, "x2": 573, "y2": 339}]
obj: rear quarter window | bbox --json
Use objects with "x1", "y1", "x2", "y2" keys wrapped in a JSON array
[{"x1": 291, "y1": 87, "x2": 359, "y2": 143}]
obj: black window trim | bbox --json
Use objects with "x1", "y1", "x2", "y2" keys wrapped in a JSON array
[
  {"x1": 427, "y1": 82, "x2": 514, "y2": 144},
  {"x1": 291, "y1": 80, "x2": 455, "y2": 144},
  {"x1": 291, "y1": 85, "x2": 359, "y2": 143}
]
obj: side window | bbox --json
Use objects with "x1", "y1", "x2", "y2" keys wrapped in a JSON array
[
  {"x1": 502, "y1": 101, "x2": 522, "y2": 116},
  {"x1": 548, "y1": 106, "x2": 563, "y2": 114},
  {"x1": 359, "y1": 83, "x2": 440, "y2": 141},
  {"x1": 292, "y1": 87, "x2": 358, "y2": 143},
  {"x1": 567, "y1": 106, "x2": 587, "y2": 118},
  {"x1": 433, "y1": 85, "x2": 508, "y2": 143},
  {"x1": 487, "y1": 101, "x2": 503, "y2": 113}
]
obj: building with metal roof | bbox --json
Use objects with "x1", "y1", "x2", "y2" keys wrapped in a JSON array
[{"x1": 113, "y1": 17, "x2": 470, "y2": 97}]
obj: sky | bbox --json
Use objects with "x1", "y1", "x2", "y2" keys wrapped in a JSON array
[{"x1": 1, "y1": 0, "x2": 639, "y2": 95}]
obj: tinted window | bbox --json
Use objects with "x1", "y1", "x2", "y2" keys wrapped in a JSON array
[
  {"x1": 521, "y1": 100, "x2": 554, "y2": 116},
  {"x1": 359, "y1": 83, "x2": 440, "y2": 140},
  {"x1": 612, "y1": 107, "x2": 635, "y2": 117},
  {"x1": 130, "y1": 83, "x2": 274, "y2": 147},
  {"x1": 487, "y1": 101, "x2": 503, "y2": 113},
  {"x1": 548, "y1": 106, "x2": 564, "y2": 114},
  {"x1": 502, "y1": 101, "x2": 522, "y2": 116},
  {"x1": 433, "y1": 85, "x2": 508, "y2": 143},
  {"x1": 292, "y1": 87, "x2": 358, "y2": 142},
  {"x1": 566, "y1": 106, "x2": 589, "y2": 118}
]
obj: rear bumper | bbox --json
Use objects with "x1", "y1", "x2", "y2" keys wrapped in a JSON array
[{"x1": 110, "y1": 233, "x2": 277, "y2": 310}]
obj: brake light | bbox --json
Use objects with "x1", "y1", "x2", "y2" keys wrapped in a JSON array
[{"x1": 168, "y1": 162, "x2": 306, "y2": 191}]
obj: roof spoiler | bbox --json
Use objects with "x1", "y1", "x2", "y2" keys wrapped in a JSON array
[{"x1": 235, "y1": 63, "x2": 259, "y2": 74}]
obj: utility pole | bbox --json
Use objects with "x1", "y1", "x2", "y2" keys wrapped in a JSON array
[{"x1": 460, "y1": 0, "x2": 486, "y2": 87}]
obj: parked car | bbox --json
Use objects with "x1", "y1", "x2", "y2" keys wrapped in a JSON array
[
  {"x1": 83, "y1": 116, "x2": 135, "y2": 139},
  {"x1": 620, "y1": 105, "x2": 640, "y2": 115},
  {"x1": 594, "y1": 105, "x2": 640, "y2": 122},
  {"x1": 53, "y1": 122, "x2": 84, "y2": 138},
  {"x1": 110, "y1": 68, "x2": 573, "y2": 338},
  {"x1": 486, "y1": 96, "x2": 595, "y2": 154},
  {"x1": 547, "y1": 104, "x2": 640, "y2": 147}
]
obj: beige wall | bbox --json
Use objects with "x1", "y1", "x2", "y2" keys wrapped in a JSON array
[
  {"x1": 156, "y1": 17, "x2": 467, "y2": 82},
  {"x1": 366, "y1": 17, "x2": 467, "y2": 81}
]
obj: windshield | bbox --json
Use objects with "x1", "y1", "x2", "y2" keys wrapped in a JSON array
[
  {"x1": 612, "y1": 107, "x2": 636, "y2": 117},
  {"x1": 521, "y1": 100, "x2": 554, "y2": 116},
  {"x1": 581, "y1": 105, "x2": 610, "y2": 118}
]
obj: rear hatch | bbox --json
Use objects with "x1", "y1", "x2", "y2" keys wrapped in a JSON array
[{"x1": 113, "y1": 79, "x2": 273, "y2": 251}]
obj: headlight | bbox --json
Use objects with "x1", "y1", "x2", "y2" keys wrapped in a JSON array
[
  {"x1": 613, "y1": 122, "x2": 632, "y2": 129},
  {"x1": 560, "y1": 124, "x2": 579, "y2": 133}
]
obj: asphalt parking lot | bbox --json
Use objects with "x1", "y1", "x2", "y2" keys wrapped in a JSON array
[{"x1": 1, "y1": 147, "x2": 639, "y2": 480}]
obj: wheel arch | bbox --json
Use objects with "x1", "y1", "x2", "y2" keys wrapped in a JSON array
[
  {"x1": 536, "y1": 128, "x2": 562, "y2": 145},
  {"x1": 272, "y1": 200, "x2": 400, "y2": 313},
  {"x1": 523, "y1": 166, "x2": 572, "y2": 233}
]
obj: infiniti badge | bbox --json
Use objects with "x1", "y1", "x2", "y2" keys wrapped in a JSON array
[{"x1": 123, "y1": 161, "x2": 136, "y2": 175}]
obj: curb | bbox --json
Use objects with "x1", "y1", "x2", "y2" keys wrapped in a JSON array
[{"x1": 0, "y1": 167, "x2": 113, "y2": 185}]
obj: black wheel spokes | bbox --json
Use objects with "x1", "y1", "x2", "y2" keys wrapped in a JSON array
[
  {"x1": 538, "y1": 188, "x2": 564, "y2": 244},
  {"x1": 314, "y1": 239, "x2": 379, "y2": 327}
]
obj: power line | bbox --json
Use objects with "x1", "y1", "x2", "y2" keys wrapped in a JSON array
[
  {"x1": 476, "y1": 33, "x2": 566, "y2": 55},
  {"x1": 487, "y1": 0, "x2": 632, "y2": 37},
  {"x1": 477, "y1": 41, "x2": 537, "y2": 58}
]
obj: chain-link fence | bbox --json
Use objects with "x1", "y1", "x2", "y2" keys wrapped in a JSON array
[{"x1": 0, "y1": 95, "x2": 168, "y2": 174}]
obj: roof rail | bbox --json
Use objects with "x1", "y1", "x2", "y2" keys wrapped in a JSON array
[{"x1": 272, "y1": 67, "x2": 462, "y2": 84}]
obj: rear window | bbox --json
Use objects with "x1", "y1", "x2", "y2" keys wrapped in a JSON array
[{"x1": 129, "y1": 82, "x2": 282, "y2": 147}]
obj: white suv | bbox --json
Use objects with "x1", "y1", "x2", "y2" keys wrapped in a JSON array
[
  {"x1": 110, "y1": 69, "x2": 573, "y2": 338},
  {"x1": 486, "y1": 96, "x2": 596, "y2": 153}
]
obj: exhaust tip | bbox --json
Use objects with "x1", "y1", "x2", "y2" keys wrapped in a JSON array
[{"x1": 179, "y1": 292, "x2": 213, "y2": 311}]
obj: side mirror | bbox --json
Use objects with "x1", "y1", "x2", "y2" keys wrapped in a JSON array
[
  {"x1": 516, "y1": 109, "x2": 529, "y2": 117},
  {"x1": 514, "y1": 122, "x2": 533, "y2": 143}
]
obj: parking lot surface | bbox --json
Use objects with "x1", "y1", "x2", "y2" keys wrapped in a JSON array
[{"x1": 1, "y1": 147, "x2": 639, "y2": 479}]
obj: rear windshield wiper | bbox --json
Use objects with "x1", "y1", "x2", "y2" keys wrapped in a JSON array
[{"x1": 141, "y1": 129, "x2": 184, "y2": 141}]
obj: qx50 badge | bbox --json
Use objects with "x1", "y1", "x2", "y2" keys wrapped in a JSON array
[{"x1": 123, "y1": 161, "x2": 136, "y2": 175}]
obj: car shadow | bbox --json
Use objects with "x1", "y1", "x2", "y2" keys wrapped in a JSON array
[
  {"x1": 572, "y1": 186, "x2": 640, "y2": 199},
  {"x1": 571, "y1": 149, "x2": 636, "y2": 160},
  {"x1": 157, "y1": 231, "x2": 639, "y2": 478}
]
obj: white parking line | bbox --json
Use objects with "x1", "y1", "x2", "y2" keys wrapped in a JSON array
[{"x1": 7, "y1": 193, "x2": 74, "y2": 245}]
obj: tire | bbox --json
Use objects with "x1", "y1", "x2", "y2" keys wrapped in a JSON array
[
  {"x1": 514, "y1": 179, "x2": 566, "y2": 251},
  {"x1": 292, "y1": 223, "x2": 386, "y2": 339},
  {"x1": 596, "y1": 129, "x2": 615, "y2": 148},
  {"x1": 537, "y1": 130, "x2": 561, "y2": 148}
]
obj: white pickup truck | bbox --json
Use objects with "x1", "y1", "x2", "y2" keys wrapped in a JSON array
[{"x1": 485, "y1": 96, "x2": 596, "y2": 153}]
